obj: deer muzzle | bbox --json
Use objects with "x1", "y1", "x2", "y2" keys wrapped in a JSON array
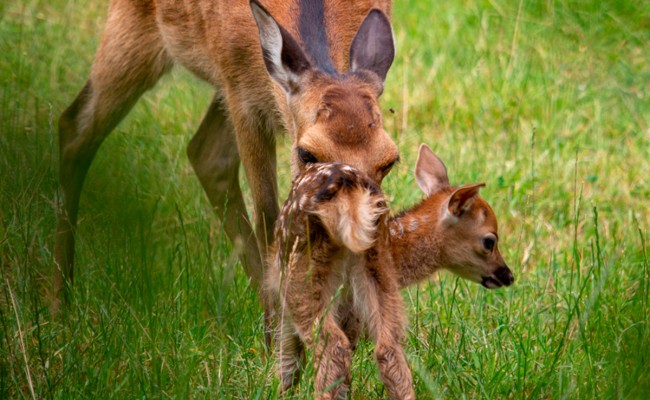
[{"x1": 481, "y1": 266, "x2": 514, "y2": 289}]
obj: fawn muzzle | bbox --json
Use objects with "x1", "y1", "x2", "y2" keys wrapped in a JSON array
[{"x1": 481, "y1": 266, "x2": 514, "y2": 289}]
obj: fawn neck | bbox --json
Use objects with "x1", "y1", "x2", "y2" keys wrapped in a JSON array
[{"x1": 388, "y1": 198, "x2": 447, "y2": 288}]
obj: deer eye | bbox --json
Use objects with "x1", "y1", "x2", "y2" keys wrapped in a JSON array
[
  {"x1": 298, "y1": 147, "x2": 318, "y2": 164},
  {"x1": 483, "y1": 236, "x2": 496, "y2": 252},
  {"x1": 380, "y1": 156, "x2": 400, "y2": 176}
]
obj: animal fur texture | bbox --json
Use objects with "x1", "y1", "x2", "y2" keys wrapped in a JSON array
[
  {"x1": 266, "y1": 145, "x2": 514, "y2": 399},
  {"x1": 54, "y1": 0, "x2": 400, "y2": 324}
]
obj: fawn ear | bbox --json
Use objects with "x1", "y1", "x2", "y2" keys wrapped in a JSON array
[
  {"x1": 251, "y1": 0, "x2": 311, "y2": 94},
  {"x1": 447, "y1": 183, "x2": 485, "y2": 217},
  {"x1": 349, "y1": 9, "x2": 395, "y2": 84},
  {"x1": 415, "y1": 144, "x2": 449, "y2": 196}
]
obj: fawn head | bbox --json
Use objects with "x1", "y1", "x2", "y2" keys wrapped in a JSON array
[
  {"x1": 413, "y1": 145, "x2": 514, "y2": 288},
  {"x1": 251, "y1": 1, "x2": 399, "y2": 183}
]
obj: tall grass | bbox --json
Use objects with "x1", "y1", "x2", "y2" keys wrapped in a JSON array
[{"x1": 1, "y1": 0, "x2": 648, "y2": 398}]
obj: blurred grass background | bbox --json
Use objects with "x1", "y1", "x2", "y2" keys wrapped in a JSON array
[{"x1": 1, "y1": 0, "x2": 648, "y2": 398}]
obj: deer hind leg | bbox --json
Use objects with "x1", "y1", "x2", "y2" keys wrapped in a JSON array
[
  {"x1": 288, "y1": 312, "x2": 351, "y2": 400},
  {"x1": 290, "y1": 296, "x2": 351, "y2": 398},
  {"x1": 339, "y1": 298, "x2": 362, "y2": 390},
  {"x1": 276, "y1": 316, "x2": 305, "y2": 392},
  {"x1": 283, "y1": 264, "x2": 351, "y2": 398},
  {"x1": 312, "y1": 317, "x2": 353, "y2": 400},
  {"x1": 53, "y1": 3, "x2": 171, "y2": 314}
]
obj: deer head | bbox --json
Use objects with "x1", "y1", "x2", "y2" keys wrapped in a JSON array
[
  {"x1": 251, "y1": 1, "x2": 399, "y2": 183},
  {"x1": 409, "y1": 144, "x2": 514, "y2": 288}
]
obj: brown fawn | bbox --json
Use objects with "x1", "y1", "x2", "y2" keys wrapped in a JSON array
[
  {"x1": 266, "y1": 144, "x2": 514, "y2": 399},
  {"x1": 54, "y1": 0, "x2": 399, "y2": 314}
]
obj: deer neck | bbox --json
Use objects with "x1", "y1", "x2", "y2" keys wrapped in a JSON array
[{"x1": 388, "y1": 200, "x2": 445, "y2": 289}]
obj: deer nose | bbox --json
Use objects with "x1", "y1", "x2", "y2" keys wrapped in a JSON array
[{"x1": 495, "y1": 266, "x2": 514, "y2": 286}]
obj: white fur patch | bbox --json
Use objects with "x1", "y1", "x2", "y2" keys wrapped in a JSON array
[
  {"x1": 312, "y1": 186, "x2": 386, "y2": 253},
  {"x1": 337, "y1": 189, "x2": 385, "y2": 253},
  {"x1": 407, "y1": 218, "x2": 419, "y2": 232}
]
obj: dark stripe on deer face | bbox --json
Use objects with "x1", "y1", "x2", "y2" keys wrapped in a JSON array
[{"x1": 299, "y1": 0, "x2": 337, "y2": 75}]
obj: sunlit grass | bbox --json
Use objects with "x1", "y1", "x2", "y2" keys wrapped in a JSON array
[{"x1": 1, "y1": 0, "x2": 648, "y2": 398}]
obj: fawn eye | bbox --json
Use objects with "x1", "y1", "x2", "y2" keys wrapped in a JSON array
[
  {"x1": 483, "y1": 236, "x2": 496, "y2": 252},
  {"x1": 298, "y1": 147, "x2": 318, "y2": 164}
]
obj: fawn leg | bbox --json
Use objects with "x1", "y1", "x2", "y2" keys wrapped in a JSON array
[
  {"x1": 290, "y1": 298, "x2": 352, "y2": 398},
  {"x1": 374, "y1": 334, "x2": 414, "y2": 400},
  {"x1": 284, "y1": 263, "x2": 352, "y2": 398},
  {"x1": 340, "y1": 299, "x2": 362, "y2": 392},
  {"x1": 356, "y1": 245, "x2": 414, "y2": 400},
  {"x1": 276, "y1": 317, "x2": 305, "y2": 392},
  {"x1": 312, "y1": 317, "x2": 352, "y2": 400},
  {"x1": 54, "y1": 2, "x2": 171, "y2": 314},
  {"x1": 373, "y1": 292, "x2": 414, "y2": 400}
]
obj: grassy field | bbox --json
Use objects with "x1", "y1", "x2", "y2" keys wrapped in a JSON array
[{"x1": 1, "y1": 0, "x2": 649, "y2": 398}]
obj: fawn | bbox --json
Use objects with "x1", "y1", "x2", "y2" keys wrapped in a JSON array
[
  {"x1": 54, "y1": 0, "x2": 399, "y2": 316},
  {"x1": 266, "y1": 144, "x2": 514, "y2": 399}
]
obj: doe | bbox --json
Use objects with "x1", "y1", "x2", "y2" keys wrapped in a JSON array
[{"x1": 54, "y1": 0, "x2": 399, "y2": 317}]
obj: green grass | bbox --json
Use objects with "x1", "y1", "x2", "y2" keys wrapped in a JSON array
[{"x1": 1, "y1": 0, "x2": 648, "y2": 398}]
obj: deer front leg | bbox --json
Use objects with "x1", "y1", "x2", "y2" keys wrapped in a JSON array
[
  {"x1": 373, "y1": 292, "x2": 414, "y2": 400},
  {"x1": 187, "y1": 96, "x2": 264, "y2": 286},
  {"x1": 375, "y1": 334, "x2": 414, "y2": 400},
  {"x1": 359, "y1": 247, "x2": 414, "y2": 400},
  {"x1": 229, "y1": 108, "x2": 279, "y2": 266}
]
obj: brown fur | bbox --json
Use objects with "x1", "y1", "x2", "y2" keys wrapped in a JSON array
[
  {"x1": 267, "y1": 145, "x2": 514, "y2": 399},
  {"x1": 53, "y1": 0, "x2": 399, "y2": 319}
]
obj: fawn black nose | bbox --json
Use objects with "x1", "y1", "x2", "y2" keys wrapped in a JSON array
[
  {"x1": 495, "y1": 266, "x2": 514, "y2": 286},
  {"x1": 481, "y1": 266, "x2": 514, "y2": 289}
]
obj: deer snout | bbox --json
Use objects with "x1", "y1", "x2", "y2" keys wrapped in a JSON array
[
  {"x1": 481, "y1": 266, "x2": 514, "y2": 289},
  {"x1": 495, "y1": 266, "x2": 514, "y2": 286}
]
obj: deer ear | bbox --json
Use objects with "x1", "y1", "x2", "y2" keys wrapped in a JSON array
[
  {"x1": 447, "y1": 183, "x2": 485, "y2": 217},
  {"x1": 414, "y1": 144, "x2": 449, "y2": 196},
  {"x1": 251, "y1": 0, "x2": 311, "y2": 94},
  {"x1": 349, "y1": 9, "x2": 395, "y2": 84}
]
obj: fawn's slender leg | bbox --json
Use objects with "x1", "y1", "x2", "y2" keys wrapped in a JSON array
[
  {"x1": 311, "y1": 317, "x2": 352, "y2": 400},
  {"x1": 277, "y1": 316, "x2": 305, "y2": 391},
  {"x1": 371, "y1": 290, "x2": 414, "y2": 400},
  {"x1": 284, "y1": 254, "x2": 352, "y2": 399},
  {"x1": 339, "y1": 298, "x2": 362, "y2": 391},
  {"x1": 360, "y1": 287, "x2": 414, "y2": 399},
  {"x1": 187, "y1": 96, "x2": 263, "y2": 285},
  {"x1": 289, "y1": 312, "x2": 351, "y2": 400},
  {"x1": 357, "y1": 246, "x2": 414, "y2": 400},
  {"x1": 53, "y1": 2, "x2": 171, "y2": 314}
]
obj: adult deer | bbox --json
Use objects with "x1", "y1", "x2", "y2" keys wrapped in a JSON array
[{"x1": 53, "y1": 0, "x2": 398, "y2": 314}]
